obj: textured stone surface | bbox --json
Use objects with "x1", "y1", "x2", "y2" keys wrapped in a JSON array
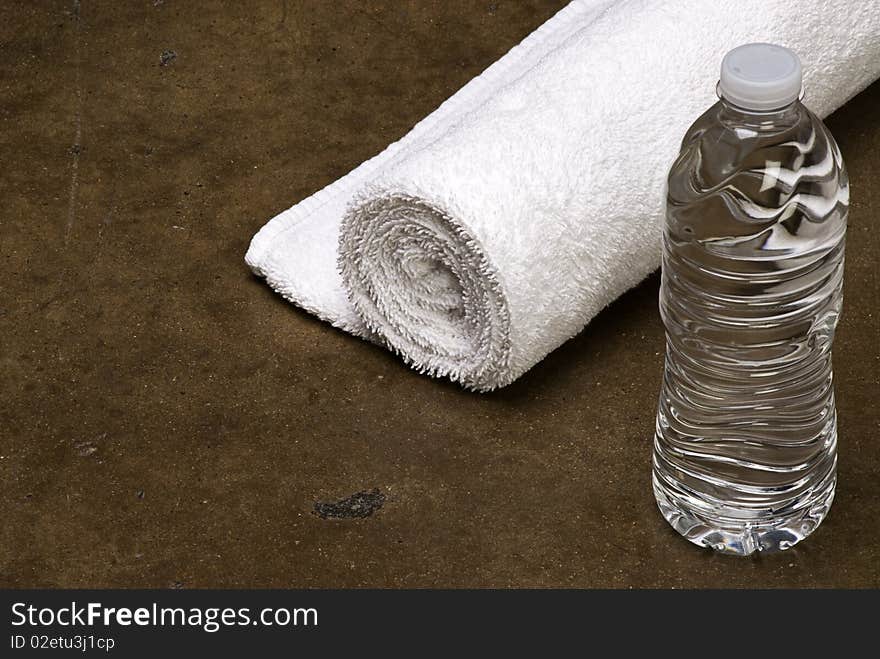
[{"x1": 1, "y1": 0, "x2": 877, "y2": 588}]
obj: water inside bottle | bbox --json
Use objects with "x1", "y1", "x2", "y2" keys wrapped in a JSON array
[{"x1": 653, "y1": 98, "x2": 848, "y2": 555}]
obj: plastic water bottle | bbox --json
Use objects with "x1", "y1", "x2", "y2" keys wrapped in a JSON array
[{"x1": 653, "y1": 43, "x2": 848, "y2": 555}]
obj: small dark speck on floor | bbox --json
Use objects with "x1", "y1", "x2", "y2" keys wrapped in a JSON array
[
  {"x1": 159, "y1": 50, "x2": 177, "y2": 67},
  {"x1": 313, "y1": 488, "x2": 386, "y2": 519}
]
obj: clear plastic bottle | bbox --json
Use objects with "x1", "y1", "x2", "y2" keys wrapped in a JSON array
[{"x1": 653, "y1": 44, "x2": 848, "y2": 555}]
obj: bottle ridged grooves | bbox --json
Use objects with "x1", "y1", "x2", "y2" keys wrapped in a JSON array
[{"x1": 652, "y1": 99, "x2": 848, "y2": 555}]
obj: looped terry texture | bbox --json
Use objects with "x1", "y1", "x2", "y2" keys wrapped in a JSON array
[{"x1": 339, "y1": 195, "x2": 511, "y2": 391}]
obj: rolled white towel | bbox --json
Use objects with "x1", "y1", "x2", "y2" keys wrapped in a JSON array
[{"x1": 246, "y1": 0, "x2": 880, "y2": 391}]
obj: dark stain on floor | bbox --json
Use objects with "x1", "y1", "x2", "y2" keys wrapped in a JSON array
[
  {"x1": 159, "y1": 49, "x2": 177, "y2": 67},
  {"x1": 314, "y1": 489, "x2": 387, "y2": 520}
]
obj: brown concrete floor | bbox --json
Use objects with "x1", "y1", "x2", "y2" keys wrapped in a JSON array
[{"x1": 2, "y1": 1, "x2": 878, "y2": 589}]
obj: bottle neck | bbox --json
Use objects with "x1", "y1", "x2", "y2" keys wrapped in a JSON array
[{"x1": 718, "y1": 96, "x2": 801, "y2": 131}]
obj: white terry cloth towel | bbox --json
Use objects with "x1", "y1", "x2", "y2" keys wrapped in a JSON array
[{"x1": 246, "y1": 0, "x2": 880, "y2": 391}]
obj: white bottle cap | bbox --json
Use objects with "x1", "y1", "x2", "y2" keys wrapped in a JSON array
[{"x1": 719, "y1": 43, "x2": 802, "y2": 111}]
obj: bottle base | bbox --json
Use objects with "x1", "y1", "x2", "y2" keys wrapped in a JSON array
[{"x1": 653, "y1": 475, "x2": 835, "y2": 556}]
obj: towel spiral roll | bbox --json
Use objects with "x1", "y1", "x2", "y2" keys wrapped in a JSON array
[{"x1": 339, "y1": 194, "x2": 511, "y2": 391}]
